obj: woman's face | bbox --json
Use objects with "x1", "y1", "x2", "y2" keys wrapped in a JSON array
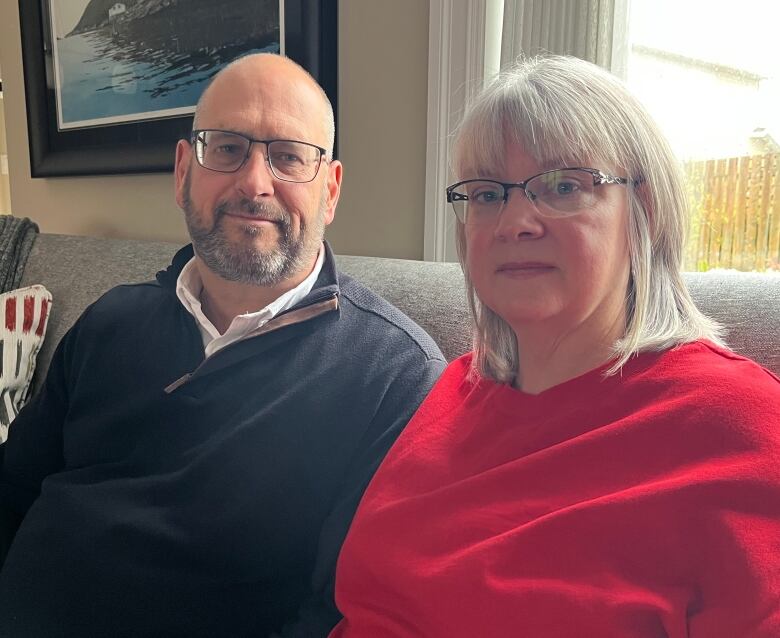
[{"x1": 464, "y1": 140, "x2": 632, "y2": 342}]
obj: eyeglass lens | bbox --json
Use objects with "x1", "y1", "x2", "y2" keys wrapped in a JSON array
[
  {"x1": 451, "y1": 169, "x2": 598, "y2": 223},
  {"x1": 195, "y1": 131, "x2": 321, "y2": 181}
]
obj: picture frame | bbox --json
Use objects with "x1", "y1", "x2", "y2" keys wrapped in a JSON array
[{"x1": 18, "y1": 0, "x2": 338, "y2": 178}]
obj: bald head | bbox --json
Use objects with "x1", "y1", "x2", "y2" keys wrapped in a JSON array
[{"x1": 193, "y1": 53, "x2": 335, "y2": 155}]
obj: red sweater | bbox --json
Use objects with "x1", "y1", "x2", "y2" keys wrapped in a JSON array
[{"x1": 330, "y1": 341, "x2": 780, "y2": 638}]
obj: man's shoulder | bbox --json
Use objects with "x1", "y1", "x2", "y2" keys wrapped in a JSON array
[
  {"x1": 78, "y1": 280, "x2": 173, "y2": 326},
  {"x1": 335, "y1": 271, "x2": 445, "y2": 363}
]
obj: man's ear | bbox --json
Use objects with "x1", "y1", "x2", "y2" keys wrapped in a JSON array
[
  {"x1": 174, "y1": 139, "x2": 192, "y2": 208},
  {"x1": 322, "y1": 159, "x2": 342, "y2": 226}
]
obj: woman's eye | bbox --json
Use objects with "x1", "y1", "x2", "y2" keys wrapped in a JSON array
[
  {"x1": 472, "y1": 189, "x2": 501, "y2": 204},
  {"x1": 555, "y1": 181, "x2": 579, "y2": 195}
]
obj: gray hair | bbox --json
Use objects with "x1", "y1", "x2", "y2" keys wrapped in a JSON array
[
  {"x1": 193, "y1": 53, "x2": 336, "y2": 156},
  {"x1": 452, "y1": 54, "x2": 724, "y2": 383}
]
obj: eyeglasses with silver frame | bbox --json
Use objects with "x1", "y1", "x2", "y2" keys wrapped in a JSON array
[
  {"x1": 190, "y1": 129, "x2": 328, "y2": 183},
  {"x1": 446, "y1": 167, "x2": 637, "y2": 224}
]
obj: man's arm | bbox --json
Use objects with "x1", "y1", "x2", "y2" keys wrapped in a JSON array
[
  {"x1": 0, "y1": 446, "x2": 23, "y2": 563},
  {"x1": 0, "y1": 327, "x2": 73, "y2": 566},
  {"x1": 274, "y1": 355, "x2": 446, "y2": 638}
]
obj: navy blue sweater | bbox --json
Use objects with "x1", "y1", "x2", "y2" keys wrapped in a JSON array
[{"x1": 0, "y1": 244, "x2": 445, "y2": 637}]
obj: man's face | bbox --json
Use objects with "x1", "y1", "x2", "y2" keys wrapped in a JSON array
[
  {"x1": 179, "y1": 166, "x2": 328, "y2": 286},
  {"x1": 174, "y1": 59, "x2": 341, "y2": 287}
]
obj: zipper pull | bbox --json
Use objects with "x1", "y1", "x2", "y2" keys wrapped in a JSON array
[{"x1": 164, "y1": 372, "x2": 193, "y2": 394}]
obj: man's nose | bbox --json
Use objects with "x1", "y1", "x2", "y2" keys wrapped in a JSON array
[
  {"x1": 493, "y1": 189, "x2": 545, "y2": 240},
  {"x1": 234, "y1": 144, "x2": 275, "y2": 199}
]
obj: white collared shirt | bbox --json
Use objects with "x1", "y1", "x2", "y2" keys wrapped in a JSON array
[{"x1": 175, "y1": 243, "x2": 325, "y2": 358}]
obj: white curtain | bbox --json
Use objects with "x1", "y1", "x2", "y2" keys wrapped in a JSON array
[
  {"x1": 499, "y1": 0, "x2": 630, "y2": 75},
  {"x1": 0, "y1": 95, "x2": 10, "y2": 215}
]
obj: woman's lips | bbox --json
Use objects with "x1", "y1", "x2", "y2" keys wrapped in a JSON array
[{"x1": 496, "y1": 262, "x2": 556, "y2": 276}]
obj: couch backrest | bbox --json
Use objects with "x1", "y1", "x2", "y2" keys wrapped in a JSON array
[
  {"x1": 338, "y1": 257, "x2": 780, "y2": 376},
  {"x1": 20, "y1": 233, "x2": 780, "y2": 388}
]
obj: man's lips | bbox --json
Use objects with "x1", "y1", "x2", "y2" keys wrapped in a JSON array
[
  {"x1": 495, "y1": 262, "x2": 555, "y2": 275},
  {"x1": 224, "y1": 211, "x2": 281, "y2": 223}
]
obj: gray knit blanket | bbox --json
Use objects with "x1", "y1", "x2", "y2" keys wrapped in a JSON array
[{"x1": 0, "y1": 216, "x2": 39, "y2": 292}]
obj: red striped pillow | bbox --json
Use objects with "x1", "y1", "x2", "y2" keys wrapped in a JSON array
[{"x1": 0, "y1": 284, "x2": 52, "y2": 442}]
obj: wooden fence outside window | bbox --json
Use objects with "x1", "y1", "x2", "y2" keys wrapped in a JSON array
[{"x1": 683, "y1": 153, "x2": 780, "y2": 272}]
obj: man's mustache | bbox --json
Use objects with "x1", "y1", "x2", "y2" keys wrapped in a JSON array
[{"x1": 214, "y1": 199, "x2": 290, "y2": 225}]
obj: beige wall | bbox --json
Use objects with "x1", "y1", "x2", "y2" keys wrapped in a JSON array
[
  {"x1": 0, "y1": 0, "x2": 430, "y2": 257},
  {"x1": 333, "y1": 0, "x2": 429, "y2": 258}
]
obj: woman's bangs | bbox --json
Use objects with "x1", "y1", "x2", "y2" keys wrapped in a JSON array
[{"x1": 453, "y1": 107, "x2": 507, "y2": 179}]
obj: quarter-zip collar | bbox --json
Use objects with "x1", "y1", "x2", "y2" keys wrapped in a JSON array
[
  {"x1": 159, "y1": 241, "x2": 342, "y2": 394},
  {"x1": 156, "y1": 241, "x2": 341, "y2": 308}
]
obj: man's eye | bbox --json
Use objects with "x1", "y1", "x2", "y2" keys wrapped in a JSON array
[
  {"x1": 215, "y1": 144, "x2": 242, "y2": 155},
  {"x1": 272, "y1": 152, "x2": 304, "y2": 164}
]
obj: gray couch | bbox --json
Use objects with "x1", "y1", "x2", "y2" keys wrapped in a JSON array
[{"x1": 19, "y1": 233, "x2": 780, "y2": 388}]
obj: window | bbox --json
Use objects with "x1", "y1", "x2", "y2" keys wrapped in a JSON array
[{"x1": 626, "y1": 0, "x2": 779, "y2": 272}]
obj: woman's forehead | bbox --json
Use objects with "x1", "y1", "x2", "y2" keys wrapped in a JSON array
[{"x1": 458, "y1": 142, "x2": 586, "y2": 179}]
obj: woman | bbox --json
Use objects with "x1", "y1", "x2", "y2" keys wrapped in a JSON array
[{"x1": 329, "y1": 56, "x2": 780, "y2": 637}]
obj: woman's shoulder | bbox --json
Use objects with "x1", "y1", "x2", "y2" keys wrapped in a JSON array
[
  {"x1": 630, "y1": 340, "x2": 780, "y2": 435},
  {"x1": 435, "y1": 352, "x2": 517, "y2": 400},
  {"x1": 652, "y1": 340, "x2": 779, "y2": 388},
  {"x1": 434, "y1": 352, "x2": 481, "y2": 391},
  {"x1": 418, "y1": 352, "x2": 480, "y2": 407}
]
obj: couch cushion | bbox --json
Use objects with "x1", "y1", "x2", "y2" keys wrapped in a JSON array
[
  {"x1": 337, "y1": 255, "x2": 470, "y2": 362},
  {"x1": 683, "y1": 270, "x2": 780, "y2": 375}
]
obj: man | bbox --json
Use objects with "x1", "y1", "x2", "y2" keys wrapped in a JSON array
[{"x1": 0, "y1": 54, "x2": 445, "y2": 637}]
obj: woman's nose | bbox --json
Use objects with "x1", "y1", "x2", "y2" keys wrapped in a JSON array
[{"x1": 493, "y1": 189, "x2": 545, "y2": 240}]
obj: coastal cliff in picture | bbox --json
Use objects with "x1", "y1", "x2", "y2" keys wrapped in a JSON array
[{"x1": 49, "y1": 0, "x2": 280, "y2": 130}]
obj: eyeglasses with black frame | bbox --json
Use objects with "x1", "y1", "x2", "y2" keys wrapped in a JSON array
[
  {"x1": 446, "y1": 167, "x2": 635, "y2": 224},
  {"x1": 190, "y1": 129, "x2": 328, "y2": 183}
]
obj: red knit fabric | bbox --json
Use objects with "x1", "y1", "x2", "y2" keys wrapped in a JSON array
[{"x1": 331, "y1": 341, "x2": 780, "y2": 638}]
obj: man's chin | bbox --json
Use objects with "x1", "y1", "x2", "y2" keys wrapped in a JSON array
[
  {"x1": 201, "y1": 242, "x2": 291, "y2": 286},
  {"x1": 220, "y1": 217, "x2": 285, "y2": 250},
  {"x1": 221, "y1": 213, "x2": 279, "y2": 232}
]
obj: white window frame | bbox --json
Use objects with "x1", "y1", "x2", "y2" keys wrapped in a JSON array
[{"x1": 423, "y1": 0, "x2": 502, "y2": 262}]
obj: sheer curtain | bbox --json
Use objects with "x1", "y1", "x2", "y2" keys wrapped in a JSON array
[
  {"x1": 499, "y1": 0, "x2": 630, "y2": 75},
  {"x1": 0, "y1": 93, "x2": 10, "y2": 215}
]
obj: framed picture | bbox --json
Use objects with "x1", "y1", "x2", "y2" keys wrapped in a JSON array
[{"x1": 18, "y1": 0, "x2": 337, "y2": 177}]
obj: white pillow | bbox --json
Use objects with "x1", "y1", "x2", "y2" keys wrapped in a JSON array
[{"x1": 0, "y1": 284, "x2": 52, "y2": 442}]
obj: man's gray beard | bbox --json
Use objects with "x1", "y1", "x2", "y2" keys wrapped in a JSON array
[{"x1": 182, "y1": 177, "x2": 325, "y2": 286}]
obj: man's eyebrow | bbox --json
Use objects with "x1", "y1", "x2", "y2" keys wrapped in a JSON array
[
  {"x1": 201, "y1": 128, "x2": 316, "y2": 144},
  {"x1": 202, "y1": 127, "x2": 244, "y2": 135}
]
